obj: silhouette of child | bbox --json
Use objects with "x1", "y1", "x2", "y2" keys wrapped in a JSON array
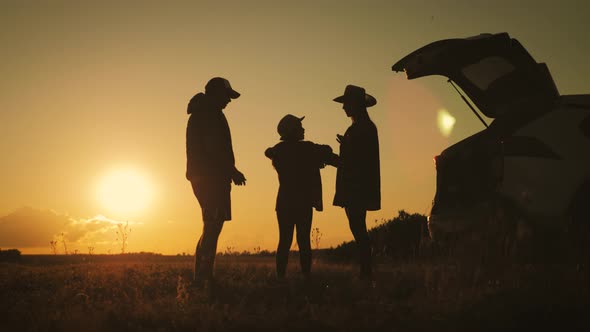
[{"x1": 265, "y1": 114, "x2": 338, "y2": 278}]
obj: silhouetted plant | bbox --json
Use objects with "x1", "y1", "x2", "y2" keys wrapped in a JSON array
[
  {"x1": 0, "y1": 249, "x2": 21, "y2": 262},
  {"x1": 325, "y1": 210, "x2": 429, "y2": 261},
  {"x1": 88, "y1": 247, "x2": 94, "y2": 255},
  {"x1": 312, "y1": 227, "x2": 322, "y2": 250},
  {"x1": 224, "y1": 246, "x2": 235, "y2": 256},
  {"x1": 60, "y1": 233, "x2": 68, "y2": 255},
  {"x1": 116, "y1": 221, "x2": 131, "y2": 254},
  {"x1": 176, "y1": 275, "x2": 190, "y2": 311},
  {"x1": 50, "y1": 240, "x2": 58, "y2": 255}
]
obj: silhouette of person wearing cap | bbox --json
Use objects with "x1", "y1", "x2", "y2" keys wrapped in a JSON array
[
  {"x1": 265, "y1": 115, "x2": 338, "y2": 279},
  {"x1": 333, "y1": 85, "x2": 381, "y2": 280},
  {"x1": 186, "y1": 77, "x2": 246, "y2": 284}
]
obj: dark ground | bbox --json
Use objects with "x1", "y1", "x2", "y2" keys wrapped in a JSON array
[{"x1": 1, "y1": 254, "x2": 589, "y2": 331}]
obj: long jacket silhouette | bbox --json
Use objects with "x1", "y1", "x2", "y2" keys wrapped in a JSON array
[
  {"x1": 186, "y1": 93, "x2": 236, "y2": 183},
  {"x1": 333, "y1": 117, "x2": 381, "y2": 210},
  {"x1": 266, "y1": 141, "x2": 335, "y2": 211}
]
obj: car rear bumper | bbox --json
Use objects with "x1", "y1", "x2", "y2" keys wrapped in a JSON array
[{"x1": 428, "y1": 200, "x2": 498, "y2": 240}]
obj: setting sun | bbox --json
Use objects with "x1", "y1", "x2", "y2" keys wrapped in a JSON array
[{"x1": 96, "y1": 168, "x2": 154, "y2": 217}]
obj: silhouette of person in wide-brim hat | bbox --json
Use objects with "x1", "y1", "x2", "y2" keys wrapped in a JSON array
[
  {"x1": 332, "y1": 84, "x2": 380, "y2": 280},
  {"x1": 333, "y1": 85, "x2": 377, "y2": 108}
]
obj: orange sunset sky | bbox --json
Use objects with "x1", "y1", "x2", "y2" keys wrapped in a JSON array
[{"x1": 1, "y1": 1, "x2": 589, "y2": 254}]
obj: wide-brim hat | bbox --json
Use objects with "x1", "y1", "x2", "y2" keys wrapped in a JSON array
[
  {"x1": 333, "y1": 85, "x2": 376, "y2": 107},
  {"x1": 205, "y1": 77, "x2": 241, "y2": 99}
]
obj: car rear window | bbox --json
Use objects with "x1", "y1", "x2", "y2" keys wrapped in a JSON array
[
  {"x1": 461, "y1": 56, "x2": 515, "y2": 91},
  {"x1": 503, "y1": 136, "x2": 560, "y2": 159}
]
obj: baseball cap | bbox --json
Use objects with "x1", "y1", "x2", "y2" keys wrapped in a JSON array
[
  {"x1": 277, "y1": 114, "x2": 305, "y2": 139},
  {"x1": 205, "y1": 77, "x2": 241, "y2": 99}
]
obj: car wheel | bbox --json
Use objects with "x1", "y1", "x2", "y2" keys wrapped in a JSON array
[{"x1": 482, "y1": 196, "x2": 527, "y2": 263}]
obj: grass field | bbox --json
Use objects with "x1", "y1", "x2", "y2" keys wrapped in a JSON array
[{"x1": 1, "y1": 254, "x2": 589, "y2": 331}]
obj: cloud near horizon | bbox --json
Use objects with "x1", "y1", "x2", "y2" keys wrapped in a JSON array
[{"x1": 0, "y1": 207, "x2": 139, "y2": 250}]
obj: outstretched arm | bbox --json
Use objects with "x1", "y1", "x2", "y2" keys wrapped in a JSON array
[
  {"x1": 325, "y1": 152, "x2": 339, "y2": 167},
  {"x1": 317, "y1": 144, "x2": 339, "y2": 168}
]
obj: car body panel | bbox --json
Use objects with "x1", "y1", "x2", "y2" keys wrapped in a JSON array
[
  {"x1": 499, "y1": 157, "x2": 584, "y2": 220},
  {"x1": 499, "y1": 103, "x2": 590, "y2": 219}
]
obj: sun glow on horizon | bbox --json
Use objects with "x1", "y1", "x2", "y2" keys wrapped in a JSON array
[{"x1": 96, "y1": 168, "x2": 154, "y2": 218}]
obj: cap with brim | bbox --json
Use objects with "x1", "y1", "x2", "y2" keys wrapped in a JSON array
[
  {"x1": 333, "y1": 85, "x2": 376, "y2": 107},
  {"x1": 277, "y1": 114, "x2": 305, "y2": 138},
  {"x1": 205, "y1": 77, "x2": 241, "y2": 99}
]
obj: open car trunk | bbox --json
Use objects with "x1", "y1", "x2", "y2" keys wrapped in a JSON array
[{"x1": 392, "y1": 32, "x2": 559, "y2": 119}]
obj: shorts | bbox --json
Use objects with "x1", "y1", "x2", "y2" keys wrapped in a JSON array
[{"x1": 191, "y1": 179, "x2": 232, "y2": 221}]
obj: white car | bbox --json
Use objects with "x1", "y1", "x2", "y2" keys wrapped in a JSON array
[{"x1": 392, "y1": 33, "x2": 590, "y2": 257}]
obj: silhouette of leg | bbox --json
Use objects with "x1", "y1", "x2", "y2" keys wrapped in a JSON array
[
  {"x1": 276, "y1": 210, "x2": 295, "y2": 278},
  {"x1": 194, "y1": 235, "x2": 203, "y2": 281},
  {"x1": 195, "y1": 218, "x2": 224, "y2": 281},
  {"x1": 295, "y1": 208, "x2": 313, "y2": 277},
  {"x1": 346, "y1": 207, "x2": 372, "y2": 279}
]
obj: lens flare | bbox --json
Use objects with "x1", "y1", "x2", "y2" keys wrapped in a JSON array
[{"x1": 437, "y1": 109, "x2": 456, "y2": 137}]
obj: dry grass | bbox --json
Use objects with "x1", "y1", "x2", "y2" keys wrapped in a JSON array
[{"x1": 1, "y1": 255, "x2": 589, "y2": 331}]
